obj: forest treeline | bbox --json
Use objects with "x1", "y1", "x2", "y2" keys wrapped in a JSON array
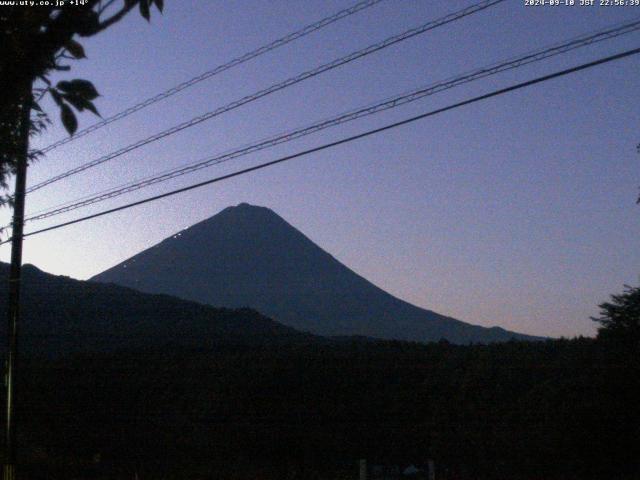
[{"x1": 3, "y1": 335, "x2": 638, "y2": 480}]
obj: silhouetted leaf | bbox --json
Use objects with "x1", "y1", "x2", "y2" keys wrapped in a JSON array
[
  {"x1": 76, "y1": 10, "x2": 100, "y2": 36},
  {"x1": 154, "y1": 0, "x2": 164, "y2": 12},
  {"x1": 61, "y1": 94, "x2": 85, "y2": 111},
  {"x1": 56, "y1": 81, "x2": 71, "y2": 91},
  {"x1": 84, "y1": 100, "x2": 100, "y2": 117},
  {"x1": 63, "y1": 94, "x2": 100, "y2": 117},
  {"x1": 60, "y1": 104, "x2": 77, "y2": 135},
  {"x1": 57, "y1": 79, "x2": 99, "y2": 100},
  {"x1": 140, "y1": 0, "x2": 150, "y2": 21},
  {"x1": 49, "y1": 89, "x2": 63, "y2": 106},
  {"x1": 65, "y1": 39, "x2": 86, "y2": 59}
]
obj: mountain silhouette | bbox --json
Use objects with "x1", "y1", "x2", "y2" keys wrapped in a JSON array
[
  {"x1": 0, "y1": 261, "x2": 320, "y2": 357},
  {"x1": 92, "y1": 203, "x2": 541, "y2": 343}
]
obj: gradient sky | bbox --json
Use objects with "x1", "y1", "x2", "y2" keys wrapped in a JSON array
[{"x1": 1, "y1": 0, "x2": 639, "y2": 338}]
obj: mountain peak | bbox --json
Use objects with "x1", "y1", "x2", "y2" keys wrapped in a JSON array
[
  {"x1": 92, "y1": 205, "x2": 541, "y2": 344},
  {"x1": 236, "y1": 202, "x2": 258, "y2": 209},
  {"x1": 225, "y1": 202, "x2": 270, "y2": 213},
  {"x1": 212, "y1": 202, "x2": 281, "y2": 223}
]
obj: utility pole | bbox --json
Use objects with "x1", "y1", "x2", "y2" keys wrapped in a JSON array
[{"x1": 4, "y1": 88, "x2": 31, "y2": 480}]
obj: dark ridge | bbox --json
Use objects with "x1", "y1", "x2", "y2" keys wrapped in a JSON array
[{"x1": 0, "y1": 262, "x2": 326, "y2": 358}]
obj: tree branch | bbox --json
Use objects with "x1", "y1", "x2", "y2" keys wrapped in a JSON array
[{"x1": 89, "y1": 1, "x2": 137, "y2": 35}]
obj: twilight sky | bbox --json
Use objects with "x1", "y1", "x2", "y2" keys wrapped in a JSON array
[{"x1": 1, "y1": 0, "x2": 639, "y2": 338}]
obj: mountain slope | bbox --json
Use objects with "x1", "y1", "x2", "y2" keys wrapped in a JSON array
[
  {"x1": 93, "y1": 203, "x2": 541, "y2": 343},
  {"x1": 0, "y1": 262, "x2": 319, "y2": 357}
]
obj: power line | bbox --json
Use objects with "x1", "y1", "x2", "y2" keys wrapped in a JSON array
[
  {"x1": 22, "y1": 18, "x2": 640, "y2": 223},
  {"x1": 2, "y1": 46, "x2": 638, "y2": 246},
  {"x1": 36, "y1": 0, "x2": 386, "y2": 154},
  {"x1": 25, "y1": 0, "x2": 505, "y2": 194}
]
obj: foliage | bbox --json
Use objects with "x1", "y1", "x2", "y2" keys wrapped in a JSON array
[
  {"x1": 0, "y1": 0, "x2": 163, "y2": 201},
  {"x1": 3, "y1": 338, "x2": 638, "y2": 480},
  {"x1": 0, "y1": 265, "x2": 638, "y2": 479},
  {"x1": 592, "y1": 283, "x2": 640, "y2": 350}
]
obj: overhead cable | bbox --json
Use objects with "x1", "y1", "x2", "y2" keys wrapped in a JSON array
[
  {"x1": 37, "y1": 0, "x2": 386, "y2": 154},
  {"x1": 24, "y1": 17, "x2": 640, "y2": 222},
  {"x1": 2, "y1": 46, "x2": 637, "y2": 245},
  {"x1": 25, "y1": 0, "x2": 506, "y2": 194}
]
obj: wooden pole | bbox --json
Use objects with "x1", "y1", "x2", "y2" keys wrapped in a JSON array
[{"x1": 4, "y1": 87, "x2": 31, "y2": 480}]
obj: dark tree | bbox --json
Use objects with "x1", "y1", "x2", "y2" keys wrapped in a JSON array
[
  {"x1": 592, "y1": 283, "x2": 640, "y2": 349},
  {"x1": 0, "y1": 0, "x2": 164, "y2": 203}
]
